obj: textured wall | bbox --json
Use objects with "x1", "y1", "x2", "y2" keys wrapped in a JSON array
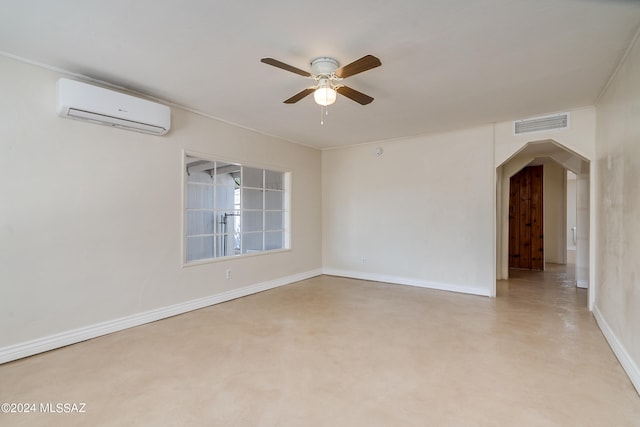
[{"x1": 595, "y1": 33, "x2": 640, "y2": 376}]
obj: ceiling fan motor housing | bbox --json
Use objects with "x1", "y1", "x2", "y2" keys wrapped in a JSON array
[{"x1": 310, "y1": 57, "x2": 339, "y2": 77}]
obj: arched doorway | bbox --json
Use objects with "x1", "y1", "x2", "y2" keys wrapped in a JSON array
[{"x1": 495, "y1": 139, "x2": 592, "y2": 306}]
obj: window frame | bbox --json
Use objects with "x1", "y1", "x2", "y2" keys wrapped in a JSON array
[{"x1": 181, "y1": 150, "x2": 291, "y2": 266}]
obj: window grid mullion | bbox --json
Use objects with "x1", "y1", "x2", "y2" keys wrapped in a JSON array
[
  {"x1": 263, "y1": 169, "x2": 266, "y2": 251},
  {"x1": 240, "y1": 166, "x2": 244, "y2": 255},
  {"x1": 185, "y1": 156, "x2": 288, "y2": 262},
  {"x1": 212, "y1": 163, "x2": 217, "y2": 258}
]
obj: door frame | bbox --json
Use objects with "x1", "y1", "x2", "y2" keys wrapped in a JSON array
[{"x1": 494, "y1": 139, "x2": 594, "y2": 309}]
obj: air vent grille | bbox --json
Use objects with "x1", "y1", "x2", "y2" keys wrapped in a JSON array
[{"x1": 514, "y1": 112, "x2": 569, "y2": 135}]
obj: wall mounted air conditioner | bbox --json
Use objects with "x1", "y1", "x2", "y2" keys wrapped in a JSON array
[{"x1": 56, "y1": 78, "x2": 171, "y2": 135}]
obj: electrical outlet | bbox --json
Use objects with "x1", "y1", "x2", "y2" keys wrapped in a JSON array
[
  {"x1": 361, "y1": 256, "x2": 367, "y2": 264},
  {"x1": 225, "y1": 269, "x2": 232, "y2": 279}
]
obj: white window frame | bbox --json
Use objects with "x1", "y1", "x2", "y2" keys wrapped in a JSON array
[{"x1": 182, "y1": 151, "x2": 291, "y2": 266}]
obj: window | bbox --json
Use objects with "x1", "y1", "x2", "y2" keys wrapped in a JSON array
[{"x1": 184, "y1": 154, "x2": 290, "y2": 263}]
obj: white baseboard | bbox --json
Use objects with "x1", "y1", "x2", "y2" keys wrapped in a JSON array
[
  {"x1": 593, "y1": 305, "x2": 640, "y2": 395},
  {"x1": 322, "y1": 268, "x2": 491, "y2": 297},
  {"x1": 0, "y1": 269, "x2": 322, "y2": 365},
  {"x1": 577, "y1": 279, "x2": 589, "y2": 289}
]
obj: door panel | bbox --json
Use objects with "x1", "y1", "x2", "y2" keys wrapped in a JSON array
[
  {"x1": 509, "y1": 166, "x2": 544, "y2": 270},
  {"x1": 530, "y1": 166, "x2": 544, "y2": 270}
]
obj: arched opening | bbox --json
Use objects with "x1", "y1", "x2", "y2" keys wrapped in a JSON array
[{"x1": 495, "y1": 139, "x2": 592, "y2": 306}]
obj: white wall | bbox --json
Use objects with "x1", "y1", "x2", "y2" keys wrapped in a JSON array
[
  {"x1": 494, "y1": 106, "x2": 596, "y2": 168},
  {"x1": 567, "y1": 171, "x2": 577, "y2": 252},
  {"x1": 575, "y1": 169, "x2": 591, "y2": 289},
  {"x1": 322, "y1": 125, "x2": 495, "y2": 296},
  {"x1": 0, "y1": 56, "x2": 322, "y2": 354},
  {"x1": 594, "y1": 32, "x2": 640, "y2": 390},
  {"x1": 544, "y1": 161, "x2": 566, "y2": 264}
]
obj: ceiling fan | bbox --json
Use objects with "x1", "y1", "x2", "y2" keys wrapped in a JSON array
[{"x1": 260, "y1": 55, "x2": 382, "y2": 106}]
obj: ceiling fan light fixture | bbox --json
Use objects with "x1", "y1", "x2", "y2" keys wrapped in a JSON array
[{"x1": 314, "y1": 79, "x2": 337, "y2": 106}]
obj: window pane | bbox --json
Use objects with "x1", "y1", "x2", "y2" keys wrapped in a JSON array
[
  {"x1": 265, "y1": 231, "x2": 284, "y2": 250},
  {"x1": 215, "y1": 170, "x2": 238, "y2": 187},
  {"x1": 186, "y1": 236, "x2": 214, "y2": 261},
  {"x1": 243, "y1": 167, "x2": 263, "y2": 188},
  {"x1": 187, "y1": 169, "x2": 214, "y2": 185},
  {"x1": 186, "y1": 211, "x2": 215, "y2": 235},
  {"x1": 265, "y1": 170, "x2": 284, "y2": 190},
  {"x1": 217, "y1": 211, "x2": 240, "y2": 235},
  {"x1": 243, "y1": 211, "x2": 263, "y2": 232},
  {"x1": 265, "y1": 190, "x2": 283, "y2": 210},
  {"x1": 187, "y1": 184, "x2": 214, "y2": 209},
  {"x1": 217, "y1": 234, "x2": 239, "y2": 257},
  {"x1": 265, "y1": 211, "x2": 283, "y2": 231},
  {"x1": 216, "y1": 185, "x2": 236, "y2": 210},
  {"x1": 215, "y1": 162, "x2": 241, "y2": 185},
  {"x1": 242, "y1": 232, "x2": 263, "y2": 253},
  {"x1": 242, "y1": 188, "x2": 263, "y2": 209}
]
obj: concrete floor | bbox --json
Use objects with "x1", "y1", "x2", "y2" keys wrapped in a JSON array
[{"x1": 1, "y1": 265, "x2": 639, "y2": 426}]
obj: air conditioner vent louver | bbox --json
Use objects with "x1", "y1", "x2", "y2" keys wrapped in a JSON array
[{"x1": 513, "y1": 112, "x2": 569, "y2": 135}]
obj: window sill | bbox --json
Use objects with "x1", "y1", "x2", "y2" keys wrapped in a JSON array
[{"x1": 181, "y1": 248, "x2": 292, "y2": 268}]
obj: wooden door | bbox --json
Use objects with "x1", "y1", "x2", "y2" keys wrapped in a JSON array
[{"x1": 509, "y1": 165, "x2": 544, "y2": 270}]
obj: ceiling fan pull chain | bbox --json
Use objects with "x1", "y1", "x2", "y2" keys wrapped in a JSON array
[{"x1": 320, "y1": 105, "x2": 330, "y2": 125}]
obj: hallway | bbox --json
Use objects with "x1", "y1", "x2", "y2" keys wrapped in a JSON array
[{"x1": 498, "y1": 263, "x2": 586, "y2": 305}]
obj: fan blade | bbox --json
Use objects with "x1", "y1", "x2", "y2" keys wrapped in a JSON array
[
  {"x1": 261, "y1": 58, "x2": 311, "y2": 77},
  {"x1": 335, "y1": 55, "x2": 381, "y2": 78},
  {"x1": 336, "y1": 86, "x2": 374, "y2": 105},
  {"x1": 284, "y1": 88, "x2": 315, "y2": 104}
]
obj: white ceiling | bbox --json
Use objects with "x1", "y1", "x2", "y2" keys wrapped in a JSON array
[{"x1": 2, "y1": 0, "x2": 639, "y2": 149}]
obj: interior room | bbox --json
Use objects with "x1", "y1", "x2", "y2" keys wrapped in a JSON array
[{"x1": 1, "y1": 1, "x2": 640, "y2": 425}]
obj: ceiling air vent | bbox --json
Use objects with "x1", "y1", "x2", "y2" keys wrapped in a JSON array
[{"x1": 513, "y1": 112, "x2": 569, "y2": 135}]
